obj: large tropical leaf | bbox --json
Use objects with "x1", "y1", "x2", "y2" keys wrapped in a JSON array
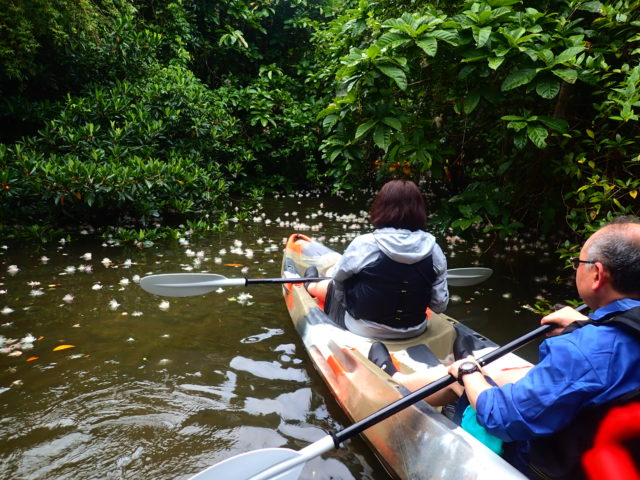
[
  {"x1": 535, "y1": 78, "x2": 561, "y2": 99},
  {"x1": 416, "y1": 36, "x2": 438, "y2": 56},
  {"x1": 355, "y1": 119, "x2": 377, "y2": 139},
  {"x1": 501, "y1": 68, "x2": 537, "y2": 91},
  {"x1": 377, "y1": 64, "x2": 408, "y2": 90},
  {"x1": 527, "y1": 124, "x2": 548, "y2": 148},
  {"x1": 373, "y1": 124, "x2": 392, "y2": 150}
]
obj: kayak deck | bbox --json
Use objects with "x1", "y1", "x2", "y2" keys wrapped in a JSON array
[{"x1": 281, "y1": 233, "x2": 528, "y2": 479}]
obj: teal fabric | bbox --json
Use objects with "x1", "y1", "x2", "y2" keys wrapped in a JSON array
[{"x1": 461, "y1": 405, "x2": 504, "y2": 455}]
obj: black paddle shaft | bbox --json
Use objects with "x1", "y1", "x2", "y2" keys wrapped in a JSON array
[
  {"x1": 334, "y1": 304, "x2": 589, "y2": 446},
  {"x1": 245, "y1": 277, "x2": 330, "y2": 285}
]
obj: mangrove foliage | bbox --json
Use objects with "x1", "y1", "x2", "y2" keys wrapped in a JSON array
[{"x1": 1, "y1": 0, "x2": 639, "y2": 247}]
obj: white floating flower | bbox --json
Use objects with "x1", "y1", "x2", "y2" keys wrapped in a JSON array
[
  {"x1": 241, "y1": 267, "x2": 249, "y2": 274},
  {"x1": 119, "y1": 278, "x2": 130, "y2": 286},
  {"x1": 215, "y1": 288, "x2": 224, "y2": 293},
  {"x1": 7, "y1": 265, "x2": 19, "y2": 275},
  {"x1": 218, "y1": 248, "x2": 227, "y2": 255},
  {"x1": 185, "y1": 249, "x2": 195, "y2": 257},
  {"x1": 27, "y1": 281, "x2": 41, "y2": 287},
  {"x1": 64, "y1": 266, "x2": 76, "y2": 274},
  {"x1": 233, "y1": 239, "x2": 242, "y2": 247},
  {"x1": 81, "y1": 252, "x2": 92, "y2": 261},
  {"x1": 159, "y1": 300, "x2": 170, "y2": 311},
  {"x1": 29, "y1": 289, "x2": 44, "y2": 297},
  {"x1": 196, "y1": 250, "x2": 205, "y2": 258},
  {"x1": 92, "y1": 283, "x2": 103, "y2": 290},
  {"x1": 1, "y1": 307, "x2": 14, "y2": 315},
  {"x1": 108, "y1": 299, "x2": 120, "y2": 310},
  {"x1": 101, "y1": 258, "x2": 112, "y2": 266},
  {"x1": 178, "y1": 238, "x2": 189, "y2": 246},
  {"x1": 214, "y1": 257, "x2": 222, "y2": 264},
  {"x1": 21, "y1": 334, "x2": 36, "y2": 344},
  {"x1": 237, "y1": 292, "x2": 254, "y2": 306},
  {"x1": 131, "y1": 311, "x2": 143, "y2": 317},
  {"x1": 123, "y1": 259, "x2": 132, "y2": 267},
  {"x1": 132, "y1": 275, "x2": 140, "y2": 283},
  {"x1": 62, "y1": 294, "x2": 74, "y2": 303},
  {"x1": 40, "y1": 256, "x2": 50, "y2": 264}
]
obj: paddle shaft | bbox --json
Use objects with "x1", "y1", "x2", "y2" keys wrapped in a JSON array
[
  {"x1": 140, "y1": 267, "x2": 493, "y2": 297},
  {"x1": 246, "y1": 277, "x2": 330, "y2": 285}
]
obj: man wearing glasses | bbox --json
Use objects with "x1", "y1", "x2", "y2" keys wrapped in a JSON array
[{"x1": 449, "y1": 216, "x2": 640, "y2": 479}]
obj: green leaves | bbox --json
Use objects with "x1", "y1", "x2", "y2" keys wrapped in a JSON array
[
  {"x1": 502, "y1": 113, "x2": 567, "y2": 149},
  {"x1": 354, "y1": 116, "x2": 403, "y2": 151},
  {"x1": 501, "y1": 68, "x2": 537, "y2": 91},
  {"x1": 535, "y1": 78, "x2": 561, "y2": 99},
  {"x1": 377, "y1": 64, "x2": 408, "y2": 90}
]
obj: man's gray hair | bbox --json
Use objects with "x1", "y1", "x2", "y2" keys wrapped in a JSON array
[{"x1": 586, "y1": 216, "x2": 640, "y2": 296}]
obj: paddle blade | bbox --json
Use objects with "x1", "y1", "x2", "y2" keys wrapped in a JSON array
[
  {"x1": 188, "y1": 448, "x2": 303, "y2": 480},
  {"x1": 447, "y1": 267, "x2": 493, "y2": 286},
  {"x1": 140, "y1": 273, "x2": 245, "y2": 297}
]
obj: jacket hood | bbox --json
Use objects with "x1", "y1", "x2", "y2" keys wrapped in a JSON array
[{"x1": 372, "y1": 228, "x2": 436, "y2": 264}]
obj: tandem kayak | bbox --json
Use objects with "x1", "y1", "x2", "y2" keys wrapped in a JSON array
[{"x1": 280, "y1": 233, "x2": 530, "y2": 480}]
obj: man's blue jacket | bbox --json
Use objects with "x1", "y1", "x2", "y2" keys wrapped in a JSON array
[{"x1": 476, "y1": 298, "x2": 640, "y2": 441}]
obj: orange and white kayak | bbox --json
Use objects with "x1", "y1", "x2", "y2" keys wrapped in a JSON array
[{"x1": 281, "y1": 233, "x2": 530, "y2": 479}]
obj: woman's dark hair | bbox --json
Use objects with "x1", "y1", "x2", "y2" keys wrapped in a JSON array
[{"x1": 369, "y1": 180, "x2": 427, "y2": 231}]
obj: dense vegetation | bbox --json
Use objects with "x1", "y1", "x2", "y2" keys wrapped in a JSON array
[{"x1": 1, "y1": 0, "x2": 639, "y2": 250}]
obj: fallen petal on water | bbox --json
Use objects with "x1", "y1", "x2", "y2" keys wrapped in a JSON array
[{"x1": 53, "y1": 345, "x2": 75, "y2": 351}]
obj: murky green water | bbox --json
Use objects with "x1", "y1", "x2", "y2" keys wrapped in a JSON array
[{"x1": 0, "y1": 193, "x2": 576, "y2": 479}]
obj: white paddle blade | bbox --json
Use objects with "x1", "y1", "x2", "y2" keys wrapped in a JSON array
[
  {"x1": 447, "y1": 267, "x2": 493, "y2": 286},
  {"x1": 140, "y1": 273, "x2": 245, "y2": 297},
  {"x1": 188, "y1": 448, "x2": 303, "y2": 480}
]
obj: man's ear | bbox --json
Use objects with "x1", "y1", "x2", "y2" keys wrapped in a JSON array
[{"x1": 592, "y1": 262, "x2": 608, "y2": 290}]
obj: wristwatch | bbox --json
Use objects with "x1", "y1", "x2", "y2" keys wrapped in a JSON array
[{"x1": 457, "y1": 361, "x2": 480, "y2": 385}]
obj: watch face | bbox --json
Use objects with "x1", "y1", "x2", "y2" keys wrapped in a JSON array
[
  {"x1": 457, "y1": 361, "x2": 480, "y2": 385},
  {"x1": 459, "y1": 361, "x2": 478, "y2": 374}
]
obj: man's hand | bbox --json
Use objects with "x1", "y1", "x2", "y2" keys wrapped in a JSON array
[{"x1": 541, "y1": 306, "x2": 589, "y2": 336}]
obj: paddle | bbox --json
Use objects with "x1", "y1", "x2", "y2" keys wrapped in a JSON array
[
  {"x1": 140, "y1": 267, "x2": 492, "y2": 297},
  {"x1": 188, "y1": 305, "x2": 586, "y2": 480}
]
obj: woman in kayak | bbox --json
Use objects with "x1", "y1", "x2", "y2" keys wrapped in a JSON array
[{"x1": 307, "y1": 179, "x2": 449, "y2": 339}]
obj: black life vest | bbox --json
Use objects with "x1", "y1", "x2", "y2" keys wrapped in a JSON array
[
  {"x1": 527, "y1": 306, "x2": 640, "y2": 480},
  {"x1": 343, "y1": 252, "x2": 435, "y2": 329}
]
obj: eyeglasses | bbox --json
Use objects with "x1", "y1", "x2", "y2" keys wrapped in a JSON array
[{"x1": 569, "y1": 257, "x2": 597, "y2": 270}]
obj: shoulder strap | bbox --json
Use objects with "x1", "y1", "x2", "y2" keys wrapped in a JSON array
[{"x1": 561, "y1": 306, "x2": 640, "y2": 338}]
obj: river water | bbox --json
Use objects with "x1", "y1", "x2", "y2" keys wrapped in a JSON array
[{"x1": 0, "y1": 192, "x2": 576, "y2": 479}]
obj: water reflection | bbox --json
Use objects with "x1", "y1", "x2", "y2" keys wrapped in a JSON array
[{"x1": 0, "y1": 193, "x2": 576, "y2": 479}]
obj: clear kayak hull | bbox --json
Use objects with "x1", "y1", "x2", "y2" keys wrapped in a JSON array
[{"x1": 281, "y1": 233, "x2": 528, "y2": 480}]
